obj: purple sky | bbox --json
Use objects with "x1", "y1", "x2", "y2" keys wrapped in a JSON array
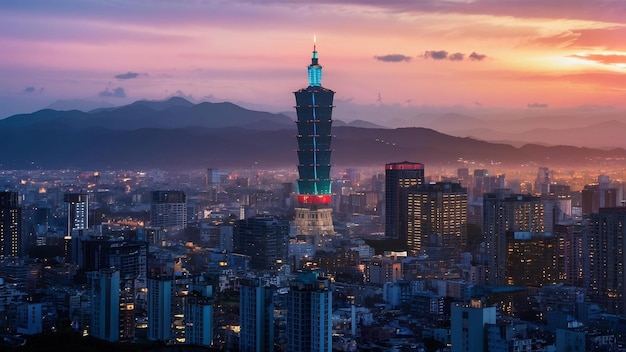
[{"x1": 1, "y1": 0, "x2": 626, "y2": 122}]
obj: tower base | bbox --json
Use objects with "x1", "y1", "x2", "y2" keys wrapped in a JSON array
[{"x1": 294, "y1": 206, "x2": 336, "y2": 252}]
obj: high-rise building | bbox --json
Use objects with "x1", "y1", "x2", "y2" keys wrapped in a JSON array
[
  {"x1": 150, "y1": 190, "x2": 187, "y2": 233},
  {"x1": 586, "y1": 207, "x2": 626, "y2": 315},
  {"x1": 185, "y1": 281, "x2": 213, "y2": 346},
  {"x1": 505, "y1": 231, "x2": 558, "y2": 287},
  {"x1": 483, "y1": 189, "x2": 545, "y2": 285},
  {"x1": 581, "y1": 184, "x2": 617, "y2": 215},
  {"x1": 405, "y1": 182, "x2": 467, "y2": 256},
  {"x1": 384, "y1": 162, "x2": 425, "y2": 242},
  {"x1": 89, "y1": 269, "x2": 120, "y2": 342},
  {"x1": 148, "y1": 275, "x2": 172, "y2": 341},
  {"x1": 451, "y1": 300, "x2": 496, "y2": 352},
  {"x1": 293, "y1": 41, "x2": 336, "y2": 249},
  {"x1": 0, "y1": 191, "x2": 21, "y2": 258},
  {"x1": 239, "y1": 278, "x2": 274, "y2": 352},
  {"x1": 286, "y1": 272, "x2": 332, "y2": 352},
  {"x1": 64, "y1": 193, "x2": 88, "y2": 236},
  {"x1": 234, "y1": 215, "x2": 288, "y2": 271},
  {"x1": 471, "y1": 169, "x2": 505, "y2": 201}
]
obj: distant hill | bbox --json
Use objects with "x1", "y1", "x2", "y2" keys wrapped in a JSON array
[
  {"x1": 1, "y1": 98, "x2": 626, "y2": 170},
  {"x1": 1, "y1": 97, "x2": 293, "y2": 131},
  {"x1": 46, "y1": 99, "x2": 116, "y2": 112}
]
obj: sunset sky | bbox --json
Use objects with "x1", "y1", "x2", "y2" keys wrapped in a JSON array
[{"x1": 1, "y1": 0, "x2": 626, "y2": 121}]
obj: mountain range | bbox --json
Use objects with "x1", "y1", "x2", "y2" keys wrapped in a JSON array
[{"x1": 0, "y1": 97, "x2": 625, "y2": 170}]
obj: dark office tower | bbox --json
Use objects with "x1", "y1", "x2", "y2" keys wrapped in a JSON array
[
  {"x1": 581, "y1": 184, "x2": 617, "y2": 215},
  {"x1": 234, "y1": 216, "x2": 288, "y2": 271},
  {"x1": 293, "y1": 41, "x2": 336, "y2": 246},
  {"x1": 0, "y1": 192, "x2": 21, "y2": 258},
  {"x1": 64, "y1": 193, "x2": 88, "y2": 236},
  {"x1": 286, "y1": 272, "x2": 332, "y2": 352},
  {"x1": 483, "y1": 189, "x2": 545, "y2": 286},
  {"x1": 385, "y1": 162, "x2": 425, "y2": 241},
  {"x1": 148, "y1": 275, "x2": 172, "y2": 341},
  {"x1": 405, "y1": 182, "x2": 467, "y2": 256},
  {"x1": 185, "y1": 282, "x2": 214, "y2": 346},
  {"x1": 89, "y1": 269, "x2": 120, "y2": 342},
  {"x1": 239, "y1": 278, "x2": 274, "y2": 352},
  {"x1": 505, "y1": 231, "x2": 557, "y2": 287},
  {"x1": 586, "y1": 208, "x2": 626, "y2": 315},
  {"x1": 150, "y1": 190, "x2": 187, "y2": 233}
]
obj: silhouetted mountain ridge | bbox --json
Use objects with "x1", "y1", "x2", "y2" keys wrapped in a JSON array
[{"x1": 1, "y1": 98, "x2": 626, "y2": 170}]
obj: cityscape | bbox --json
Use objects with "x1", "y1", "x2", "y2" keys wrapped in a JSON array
[{"x1": 3, "y1": 1, "x2": 626, "y2": 352}]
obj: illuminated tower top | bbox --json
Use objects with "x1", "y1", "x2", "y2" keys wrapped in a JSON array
[{"x1": 308, "y1": 36, "x2": 322, "y2": 87}]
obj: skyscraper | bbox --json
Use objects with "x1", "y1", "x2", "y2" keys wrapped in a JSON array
[
  {"x1": 505, "y1": 231, "x2": 558, "y2": 287},
  {"x1": 483, "y1": 189, "x2": 545, "y2": 285},
  {"x1": 384, "y1": 161, "x2": 425, "y2": 242},
  {"x1": 586, "y1": 207, "x2": 626, "y2": 315},
  {"x1": 0, "y1": 191, "x2": 21, "y2": 258},
  {"x1": 293, "y1": 41, "x2": 336, "y2": 249},
  {"x1": 150, "y1": 190, "x2": 187, "y2": 233},
  {"x1": 89, "y1": 269, "x2": 120, "y2": 342},
  {"x1": 233, "y1": 215, "x2": 288, "y2": 271},
  {"x1": 64, "y1": 193, "x2": 88, "y2": 236},
  {"x1": 185, "y1": 281, "x2": 214, "y2": 346},
  {"x1": 405, "y1": 182, "x2": 467, "y2": 256},
  {"x1": 148, "y1": 275, "x2": 172, "y2": 341},
  {"x1": 239, "y1": 278, "x2": 274, "y2": 352},
  {"x1": 286, "y1": 272, "x2": 332, "y2": 352}
]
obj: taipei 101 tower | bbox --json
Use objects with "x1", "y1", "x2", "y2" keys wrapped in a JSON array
[{"x1": 293, "y1": 39, "x2": 336, "y2": 249}]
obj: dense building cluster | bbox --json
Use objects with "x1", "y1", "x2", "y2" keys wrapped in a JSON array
[{"x1": 0, "y1": 46, "x2": 625, "y2": 351}]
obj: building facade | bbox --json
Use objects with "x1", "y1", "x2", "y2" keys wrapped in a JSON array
[
  {"x1": 185, "y1": 282, "x2": 213, "y2": 346},
  {"x1": 385, "y1": 162, "x2": 425, "y2": 242},
  {"x1": 286, "y1": 272, "x2": 332, "y2": 352},
  {"x1": 239, "y1": 278, "x2": 274, "y2": 352},
  {"x1": 0, "y1": 191, "x2": 21, "y2": 258},
  {"x1": 64, "y1": 193, "x2": 88, "y2": 236},
  {"x1": 89, "y1": 269, "x2": 120, "y2": 342},
  {"x1": 451, "y1": 300, "x2": 496, "y2": 352},
  {"x1": 483, "y1": 189, "x2": 545, "y2": 285},
  {"x1": 405, "y1": 181, "x2": 467, "y2": 255},
  {"x1": 586, "y1": 207, "x2": 626, "y2": 315},
  {"x1": 234, "y1": 215, "x2": 288, "y2": 271},
  {"x1": 150, "y1": 190, "x2": 187, "y2": 233},
  {"x1": 148, "y1": 276, "x2": 172, "y2": 341}
]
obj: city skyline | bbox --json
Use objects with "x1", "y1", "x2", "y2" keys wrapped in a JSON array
[{"x1": 2, "y1": 1, "x2": 626, "y2": 120}]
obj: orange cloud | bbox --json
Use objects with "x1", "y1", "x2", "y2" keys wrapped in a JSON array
[{"x1": 569, "y1": 53, "x2": 626, "y2": 66}]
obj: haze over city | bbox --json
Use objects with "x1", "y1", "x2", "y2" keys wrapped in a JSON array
[{"x1": 2, "y1": 0, "x2": 626, "y2": 130}]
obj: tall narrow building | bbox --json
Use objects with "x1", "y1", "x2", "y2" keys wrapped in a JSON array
[
  {"x1": 150, "y1": 190, "x2": 187, "y2": 233},
  {"x1": 405, "y1": 182, "x2": 467, "y2": 256},
  {"x1": 64, "y1": 193, "x2": 88, "y2": 236},
  {"x1": 89, "y1": 269, "x2": 120, "y2": 342},
  {"x1": 0, "y1": 191, "x2": 21, "y2": 258},
  {"x1": 148, "y1": 275, "x2": 172, "y2": 341},
  {"x1": 293, "y1": 41, "x2": 335, "y2": 249},
  {"x1": 185, "y1": 281, "x2": 214, "y2": 346},
  {"x1": 586, "y1": 207, "x2": 626, "y2": 315},
  {"x1": 239, "y1": 278, "x2": 274, "y2": 352},
  {"x1": 384, "y1": 162, "x2": 425, "y2": 242},
  {"x1": 286, "y1": 272, "x2": 332, "y2": 352},
  {"x1": 483, "y1": 189, "x2": 545, "y2": 285}
]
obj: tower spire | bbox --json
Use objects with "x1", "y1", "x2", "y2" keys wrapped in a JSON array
[{"x1": 308, "y1": 36, "x2": 322, "y2": 86}]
